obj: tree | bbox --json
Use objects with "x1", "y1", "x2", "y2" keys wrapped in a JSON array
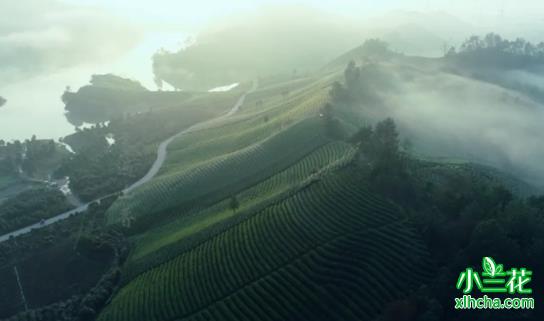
[
  {"x1": 344, "y1": 60, "x2": 360, "y2": 89},
  {"x1": 321, "y1": 103, "x2": 344, "y2": 139},
  {"x1": 350, "y1": 118, "x2": 401, "y2": 164},
  {"x1": 373, "y1": 118, "x2": 400, "y2": 162},
  {"x1": 229, "y1": 196, "x2": 240, "y2": 212},
  {"x1": 352, "y1": 119, "x2": 411, "y2": 201},
  {"x1": 491, "y1": 186, "x2": 513, "y2": 211},
  {"x1": 528, "y1": 195, "x2": 544, "y2": 212},
  {"x1": 361, "y1": 39, "x2": 391, "y2": 60},
  {"x1": 329, "y1": 81, "x2": 349, "y2": 102},
  {"x1": 348, "y1": 125, "x2": 374, "y2": 156}
]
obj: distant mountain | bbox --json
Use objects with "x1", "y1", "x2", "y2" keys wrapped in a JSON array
[
  {"x1": 152, "y1": 7, "x2": 366, "y2": 90},
  {"x1": 381, "y1": 23, "x2": 447, "y2": 57},
  {"x1": 152, "y1": 9, "x2": 476, "y2": 90},
  {"x1": 370, "y1": 11, "x2": 471, "y2": 43},
  {"x1": 364, "y1": 10, "x2": 473, "y2": 57}
]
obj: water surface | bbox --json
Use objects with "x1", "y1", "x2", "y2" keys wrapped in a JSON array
[{"x1": 0, "y1": 32, "x2": 186, "y2": 141}]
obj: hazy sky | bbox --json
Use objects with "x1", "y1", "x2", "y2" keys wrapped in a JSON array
[
  {"x1": 62, "y1": 0, "x2": 544, "y2": 29},
  {"x1": 2, "y1": 0, "x2": 544, "y2": 83}
]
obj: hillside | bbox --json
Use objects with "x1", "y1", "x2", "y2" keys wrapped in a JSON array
[
  {"x1": 3, "y1": 35, "x2": 544, "y2": 321},
  {"x1": 151, "y1": 8, "x2": 364, "y2": 90},
  {"x1": 86, "y1": 43, "x2": 544, "y2": 321},
  {"x1": 57, "y1": 85, "x2": 247, "y2": 201},
  {"x1": 89, "y1": 72, "x2": 434, "y2": 321},
  {"x1": 99, "y1": 170, "x2": 434, "y2": 321},
  {"x1": 326, "y1": 40, "x2": 544, "y2": 188},
  {"x1": 62, "y1": 74, "x2": 198, "y2": 125},
  {"x1": 105, "y1": 75, "x2": 333, "y2": 229}
]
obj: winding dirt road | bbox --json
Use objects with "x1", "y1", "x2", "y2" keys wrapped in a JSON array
[{"x1": 0, "y1": 81, "x2": 257, "y2": 243}]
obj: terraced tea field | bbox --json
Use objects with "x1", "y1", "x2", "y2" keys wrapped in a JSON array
[
  {"x1": 98, "y1": 170, "x2": 434, "y2": 321},
  {"x1": 97, "y1": 73, "x2": 435, "y2": 321},
  {"x1": 106, "y1": 77, "x2": 333, "y2": 230},
  {"x1": 124, "y1": 142, "x2": 357, "y2": 276},
  {"x1": 106, "y1": 117, "x2": 331, "y2": 228},
  {"x1": 160, "y1": 80, "x2": 331, "y2": 176}
]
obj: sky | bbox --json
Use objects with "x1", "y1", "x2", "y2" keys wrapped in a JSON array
[
  {"x1": 61, "y1": 0, "x2": 544, "y2": 27},
  {"x1": 2, "y1": 0, "x2": 544, "y2": 84}
]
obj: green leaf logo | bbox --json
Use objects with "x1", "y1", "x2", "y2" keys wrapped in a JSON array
[{"x1": 483, "y1": 257, "x2": 497, "y2": 276}]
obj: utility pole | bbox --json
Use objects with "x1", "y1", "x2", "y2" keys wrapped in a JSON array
[{"x1": 13, "y1": 265, "x2": 28, "y2": 311}]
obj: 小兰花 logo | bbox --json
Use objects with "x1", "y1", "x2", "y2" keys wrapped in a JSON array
[{"x1": 454, "y1": 257, "x2": 534, "y2": 310}]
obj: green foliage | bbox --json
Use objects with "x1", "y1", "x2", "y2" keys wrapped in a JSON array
[
  {"x1": 325, "y1": 38, "x2": 398, "y2": 70},
  {"x1": 400, "y1": 159, "x2": 544, "y2": 320},
  {"x1": 458, "y1": 33, "x2": 544, "y2": 57},
  {"x1": 330, "y1": 61, "x2": 397, "y2": 108},
  {"x1": 0, "y1": 187, "x2": 72, "y2": 234},
  {"x1": 350, "y1": 118, "x2": 409, "y2": 200},
  {"x1": 449, "y1": 33, "x2": 544, "y2": 69},
  {"x1": 58, "y1": 90, "x2": 241, "y2": 201},
  {"x1": 62, "y1": 74, "x2": 199, "y2": 124},
  {"x1": 22, "y1": 139, "x2": 67, "y2": 179},
  {"x1": 0, "y1": 141, "x2": 23, "y2": 176},
  {"x1": 89, "y1": 74, "x2": 147, "y2": 92},
  {"x1": 0, "y1": 195, "x2": 126, "y2": 321},
  {"x1": 528, "y1": 195, "x2": 544, "y2": 211},
  {"x1": 0, "y1": 138, "x2": 68, "y2": 182},
  {"x1": 0, "y1": 239, "x2": 116, "y2": 320},
  {"x1": 228, "y1": 195, "x2": 239, "y2": 212},
  {"x1": 359, "y1": 39, "x2": 392, "y2": 59},
  {"x1": 321, "y1": 103, "x2": 345, "y2": 140}
]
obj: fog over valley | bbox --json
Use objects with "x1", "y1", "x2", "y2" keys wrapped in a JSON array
[{"x1": 364, "y1": 64, "x2": 544, "y2": 186}]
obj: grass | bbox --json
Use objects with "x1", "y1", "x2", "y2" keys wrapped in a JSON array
[{"x1": 0, "y1": 175, "x2": 19, "y2": 191}]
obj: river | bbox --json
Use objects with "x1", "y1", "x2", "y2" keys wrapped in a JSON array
[{"x1": 0, "y1": 31, "x2": 187, "y2": 141}]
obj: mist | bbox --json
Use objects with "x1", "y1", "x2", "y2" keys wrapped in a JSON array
[
  {"x1": 0, "y1": 0, "x2": 142, "y2": 85},
  {"x1": 345, "y1": 62, "x2": 544, "y2": 188}
]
